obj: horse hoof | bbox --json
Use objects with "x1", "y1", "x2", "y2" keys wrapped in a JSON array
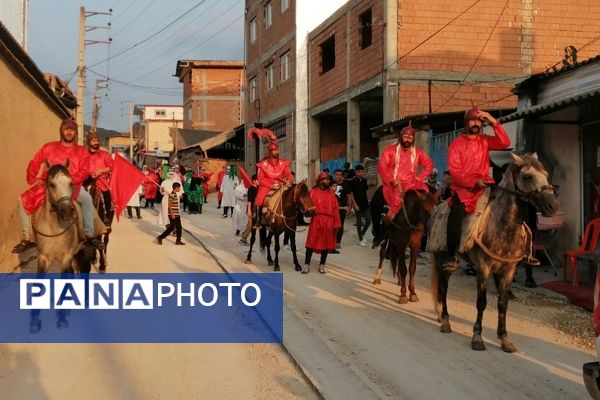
[
  {"x1": 29, "y1": 321, "x2": 42, "y2": 334},
  {"x1": 501, "y1": 338, "x2": 518, "y2": 353},
  {"x1": 472, "y1": 337, "x2": 486, "y2": 351},
  {"x1": 373, "y1": 279, "x2": 381, "y2": 285},
  {"x1": 440, "y1": 322, "x2": 452, "y2": 334},
  {"x1": 409, "y1": 294, "x2": 419, "y2": 302},
  {"x1": 294, "y1": 265, "x2": 302, "y2": 272},
  {"x1": 398, "y1": 296, "x2": 408, "y2": 304},
  {"x1": 268, "y1": 260, "x2": 274, "y2": 266},
  {"x1": 99, "y1": 266, "x2": 106, "y2": 274},
  {"x1": 244, "y1": 259, "x2": 252, "y2": 265},
  {"x1": 525, "y1": 279, "x2": 538, "y2": 289},
  {"x1": 273, "y1": 265, "x2": 280, "y2": 272}
]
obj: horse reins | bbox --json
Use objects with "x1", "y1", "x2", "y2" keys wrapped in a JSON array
[{"x1": 271, "y1": 184, "x2": 314, "y2": 233}]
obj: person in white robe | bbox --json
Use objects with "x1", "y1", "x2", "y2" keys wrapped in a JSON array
[
  {"x1": 220, "y1": 165, "x2": 239, "y2": 218},
  {"x1": 232, "y1": 184, "x2": 248, "y2": 235},
  {"x1": 158, "y1": 169, "x2": 184, "y2": 226}
]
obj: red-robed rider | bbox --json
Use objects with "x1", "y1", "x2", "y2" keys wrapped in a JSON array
[
  {"x1": 377, "y1": 121, "x2": 433, "y2": 224},
  {"x1": 13, "y1": 119, "x2": 102, "y2": 253},
  {"x1": 248, "y1": 124, "x2": 292, "y2": 222},
  {"x1": 87, "y1": 130, "x2": 114, "y2": 222},
  {"x1": 443, "y1": 107, "x2": 521, "y2": 272}
]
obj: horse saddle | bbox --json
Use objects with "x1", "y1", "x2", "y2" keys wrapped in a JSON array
[{"x1": 426, "y1": 188, "x2": 492, "y2": 253}]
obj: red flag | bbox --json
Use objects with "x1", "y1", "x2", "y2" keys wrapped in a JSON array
[
  {"x1": 238, "y1": 165, "x2": 252, "y2": 188},
  {"x1": 109, "y1": 153, "x2": 145, "y2": 221}
]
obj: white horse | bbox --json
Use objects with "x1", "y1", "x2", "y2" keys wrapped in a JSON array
[{"x1": 32, "y1": 161, "x2": 90, "y2": 273}]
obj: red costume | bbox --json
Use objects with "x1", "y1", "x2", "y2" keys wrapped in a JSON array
[
  {"x1": 198, "y1": 171, "x2": 213, "y2": 197},
  {"x1": 143, "y1": 171, "x2": 160, "y2": 200},
  {"x1": 217, "y1": 170, "x2": 226, "y2": 202},
  {"x1": 378, "y1": 125, "x2": 433, "y2": 216},
  {"x1": 21, "y1": 141, "x2": 90, "y2": 214},
  {"x1": 448, "y1": 123, "x2": 510, "y2": 213},
  {"x1": 305, "y1": 185, "x2": 341, "y2": 252},
  {"x1": 88, "y1": 149, "x2": 113, "y2": 192},
  {"x1": 247, "y1": 124, "x2": 292, "y2": 207},
  {"x1": 255, "y1": 156, "x2": 292, "y2": 207}
]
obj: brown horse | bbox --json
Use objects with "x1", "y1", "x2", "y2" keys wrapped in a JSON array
[
  {"x1": 431, "y1": 153, "x2": 558, "y2": 352},
  {"x1": 84, "y1": 177, "x2": 113, "y2": 272},
  {"x1": 372, "y1": 189, "x2": 439, "y2": 304},
  {"x1": 245, "y1": 181, "x2": 315, "y2": 271}
]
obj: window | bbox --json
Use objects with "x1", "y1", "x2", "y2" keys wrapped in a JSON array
[
  {"x1": 280, "y1": 52, "x2": 290, "y2": 82},
  {"x1": 249, "y1": 18, "x2": 257, "y2": 43},
  {"x1": 266, "y1": 64, "x2": 274, "y2": 90},
  {"x1": 154, "y1": 109, "x2": 166, "y2": 117},
  {"x1": 320, "y1": 36, "x2": 335, "y2": 74},
  {"x1": 281, "y1": 0, "x2": 289, "y2": 13},
  {"x1": 249, "y1": 77, "x2": 257, "y2": 102},
  {"x1": 264, "y1": 2, "x2": 272, "y2": 29},
  {"x1": 359, "y1": 9, "x2": 372, "y2": 49},
  {"x1": 267, "y1": 117, "x2": 286, "y2": 139}
]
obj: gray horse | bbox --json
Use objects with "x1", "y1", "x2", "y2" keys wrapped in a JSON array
[
  {"x1": 431, "y1": 153, "x2": 558, "y2": 352},
  {"x1": 32, "y1": 162, "x2": 91, "y2": 273}
]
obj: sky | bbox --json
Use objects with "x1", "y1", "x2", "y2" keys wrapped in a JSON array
[{"x1": 28, "y1": 0, "x2": 245, "y2": 132}]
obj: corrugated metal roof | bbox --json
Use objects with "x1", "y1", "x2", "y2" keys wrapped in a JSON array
[
  {"x1": 513, "y1": 54, "x2": 600, "y2": 93},
  {"x1": 499, "y1": 88, "x2": 600, "y2": 123},
  {"x1": 371, "y1": 108, "x2": 515, "y2": 136}
]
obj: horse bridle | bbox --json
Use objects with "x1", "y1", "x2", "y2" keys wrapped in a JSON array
[
  {"x1": 491, "y1": 169, "x2": 555, "y2": 201},
  {"x1": 270, "y1": 183, "x2": 315, "y2": 232}
]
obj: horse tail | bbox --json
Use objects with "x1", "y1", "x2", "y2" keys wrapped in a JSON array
[
  {"x1": 431, "y1": 253, "x2": 442, "y2": 322},
  {"x1": 259, "y1": 227, "x2": 267, "y2": 255}
]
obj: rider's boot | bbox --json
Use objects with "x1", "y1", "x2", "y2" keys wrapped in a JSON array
[
  {"x1": 85, "y1": 236, "x2": 104, "y2": 251},
  {"x1": 383, "y1": 209, "x2": 396, "y2": 226},
  {"x1": 441, "y1": 247, "x2": 460, "y2": 273}
]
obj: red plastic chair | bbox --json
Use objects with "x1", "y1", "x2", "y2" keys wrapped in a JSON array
[{"x1": 564, "y1": 218, "x2": 600, "y2": 286}]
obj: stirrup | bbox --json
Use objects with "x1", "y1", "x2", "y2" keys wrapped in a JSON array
[
  {"x1": 525, "y1": 256, "x2": 541, "y2": 266},
  {"x1": 442, "y1": 254, "x2": 460, "y2": 273}
]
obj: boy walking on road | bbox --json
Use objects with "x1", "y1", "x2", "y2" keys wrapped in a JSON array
[{"x1": 157, "y1": 182, "x2": 185, "y2": 245}]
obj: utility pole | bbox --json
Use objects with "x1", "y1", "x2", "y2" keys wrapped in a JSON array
[
  {"x1": 129, "y1": 101, "x2": 134, "y2": 162},
  {"x1": 91, "y1": 79, "x2": 109, "y2": 132},
  {"x1": 172, "y1": 112, "x2": 178, "y2": 163},
  {"x1": 121, "y1": 101, "x2": 135, "y2": 160},
  {"x1": 76, "y1": 7, "x2": 112, "y2": 144}
]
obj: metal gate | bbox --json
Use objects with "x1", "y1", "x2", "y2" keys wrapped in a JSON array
[{"x1": 428, "y1": 129, "x2": 461, "y2": 173}]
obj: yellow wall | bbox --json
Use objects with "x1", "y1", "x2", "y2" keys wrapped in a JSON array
[
  {"x1": 0, "y1": 59, "x2": 66, "y2": 260},
  {"x1": 148, "y1": 121, "x2": 176, "y2": 153}
]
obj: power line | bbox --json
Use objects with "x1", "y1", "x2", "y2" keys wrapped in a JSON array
[
  {"x1": 128, "y1": 14, "x2": 244, "y2": 83},
  {"x1": 112, "y1": 0, "x2": 157, "y2": 37},
  {"x1": 434, "y1": 0, "x2": 510, "y2": 112},
  {"x1": 111, "y1": 0, "x2": 142, "y2": 23},
  {"x1": 87, "y1": 0, "x2": 210, "y2": 69},
  {"x1": 112, "y1": 0, "x2": 240, "y2": 77},
  {"x1": 386, "y1": 0, "x2": 486, "y2": 72}
]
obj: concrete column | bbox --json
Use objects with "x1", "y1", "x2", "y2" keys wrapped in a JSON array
[
  {"x1": 383, "y1": 0, "x2": 399, "y2": 123},
  {"x1": 308, "y1": 116, "x2": 321, "y2": 185},
  {"x1": 347, "y1": 99, "x2": 361, "y2": 164}
]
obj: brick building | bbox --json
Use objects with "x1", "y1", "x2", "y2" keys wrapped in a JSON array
[
  {"x1": 175, "y1": 60, "x2": 244, "y2": 132},
  {"x1": 306, "y1": 0, "x2": 600, "y2": 179},
  {"x1": 244, "y1": 0, "x2": 347, "y2": 177},
  {"x1": 244, "y1": 0, "x2": 600, "y2": 181}
]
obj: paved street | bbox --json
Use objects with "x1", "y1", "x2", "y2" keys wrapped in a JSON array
[
  {"x1": 0, "y1": 192, "x2": 594, "y2": 399},
  {"x1": 0, "y1": 205, "x2": 319, "y2": 400}
]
